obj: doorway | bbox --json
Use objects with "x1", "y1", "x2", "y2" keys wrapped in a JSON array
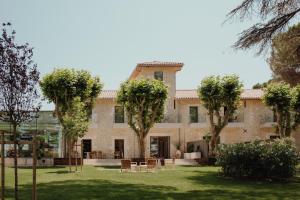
[
  {"x1": 82, "y1": 139, "x2": 92, "y2": 159},
  {"x1": 114, "y1": 139, "x2": 124, "y2": 159},
  {"x1": 150, "y1": 136, "x2": 170, "y2": 158}
]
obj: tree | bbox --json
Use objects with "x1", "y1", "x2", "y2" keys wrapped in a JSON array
[
  {"x1": 263, "y1": 82, "x2": 293, "y2": 137},
  {"x1": 0, "y1": 22, "x2": 40, "y2": 200},
  {"x1": 40, "y1": 68, "x2": 102, "y2": 157},
  {"x1": 117, "y1": 79, "x2": 168, "y2": 158},
  {"x1": 63, "y1": 97, "x2": 89, "y2": 172},
  {"x1": 197, "y1": 75, "x2": 243, "y2": 153},
  {"x1": 227, "y1": 0, "x2": 300, "y2": 54},
  {"x1": 269, "y1": 23, "x2": 300, "y2": 86},
  {"x1": 291, "y1": 85, "x2": 300, "y2": 130},
  {"x1": 253, "y1": 82, "x2": 268, "y2": 89}
]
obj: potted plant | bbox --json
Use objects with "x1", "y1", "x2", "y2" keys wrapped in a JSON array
[{"x1": 175, "y1": 144, "x2": 181, "y2": 159}]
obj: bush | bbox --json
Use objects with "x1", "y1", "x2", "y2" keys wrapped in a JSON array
[{"x1": 216, "y1": 138, "x2": 298, "y2": 179}]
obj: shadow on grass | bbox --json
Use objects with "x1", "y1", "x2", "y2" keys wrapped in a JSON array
[
  {"x1": 4, "y1": 177, "x2": 300, "y2": 200},
  {"x1": 4, "y1": 179, "x2": 177, "y2": 200},
  {"x1": 94, "y1": 165, "x2": 120, "y2": 169},
  {"x1": 185, "y1": 170, "x2": 300, "y2": 199},
  {"x1": 46, "y1": 170, "x2": 71, "y2": 174},
  {"x1": 16, "y1": 166, "x2": 65, "y2": 169}
]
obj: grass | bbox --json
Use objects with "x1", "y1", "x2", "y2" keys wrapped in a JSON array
[{"x1": 1, "y1": 165, "x2": 300, "y2": 200}]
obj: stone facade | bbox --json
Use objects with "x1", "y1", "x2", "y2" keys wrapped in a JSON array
[{"x1": 80, "y1": 62, "x2": 300, "y2": 159}]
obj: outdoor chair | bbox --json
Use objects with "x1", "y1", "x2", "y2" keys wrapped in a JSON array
[
  {"x1": 146, "y1": 159, "x2": 157, "y2": 172},
  {"x1": 120, "y1": 159, "x2": 137, "y2": 172}
]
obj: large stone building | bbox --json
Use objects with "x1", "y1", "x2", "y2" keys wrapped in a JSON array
[{"x1": 81, "y1": 61, "x2": 300, "y2": 159}]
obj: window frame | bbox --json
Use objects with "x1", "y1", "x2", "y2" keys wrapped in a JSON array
[
  {"x1": 189, "y1": 106, "x2": 199, "y2": 123},
  {"x1": 154, "y1": 71, "x2": 163, "y2": 81},
  {"x1": 114, "y1": 106, "x2": 125, "y2": 123}
]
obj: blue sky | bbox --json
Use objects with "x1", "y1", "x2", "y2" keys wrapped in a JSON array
[{"x1": 0, "y1": 0, "x2": 272, "y2": 109}]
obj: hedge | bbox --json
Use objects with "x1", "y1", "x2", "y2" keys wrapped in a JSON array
[{"x1": 216, "y1": 138, "x2": 298, "y2": 179}]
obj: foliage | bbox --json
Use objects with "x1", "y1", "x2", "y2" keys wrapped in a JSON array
[
  {"x1": 253, "y1": 82, "x2": 268, "y2": 89},
  {"x1": 269, "y1": 23, "x2": 300, "y2": 86},
  {"x1": 227, "y1": 0, "x2": 300, "y2": 54},
  {"x1": 0, "y1": 22, "x2": 40, "y2": 125},
  {"x1": 197, "y1": 75, "x2": 243, "y2": 153},
  {"x1": 263, "y1": 82, "x2": 297, "y2": 137},
  {"x1": 0, "y1": 22, "x2": 40, "y2": 199},
  {"x1": 117, "y1": 79, "x2": 168, "y2": 158},
  {"x1": 40, "y1": 68, "x2": 102, "y2": 157},
  {"x1": 291, "y1": 85, "x2": 300, "y2": 129},
  {"x1": 217, "y1": 138, "x2": 298, "y2": 179},
  {"x1": 63, "y1": 97, "x2": 90, "y2": 141},
  {"x1": 40, "y1": 68, "x2": 102, "y2": 121}
]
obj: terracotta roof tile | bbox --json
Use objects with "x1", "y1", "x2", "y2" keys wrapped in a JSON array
[
  {"x1": 99, "y1": 90, "x2": 117, "y2": 99},
  {"x1": 176, "y1": 89, "x2": 263, "y2": 100},
  {"x1": 129, "y1": 61, "x2": 184, "y2": 79},
  {"x1": 99, "y1": 89, "x2": 264, "y2": 100},
  {"x1": 241, "y1": 89, "x2": 264, "y2": 100},
  {"x1": 136, "y1": 61, "x2": 184, "y2": 67}
]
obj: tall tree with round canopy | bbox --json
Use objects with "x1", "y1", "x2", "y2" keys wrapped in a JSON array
[
  {"x1": 40, "y1": 68, "x2": 103, "y2": 158},
  {"x1": 197, "y1": 75, "x2": 243, "y2": 154},
  {"x1": 117, "y1": 79, "x2": 168, "y2": 159}
]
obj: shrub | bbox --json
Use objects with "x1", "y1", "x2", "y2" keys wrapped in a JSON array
[{"x1": 216, "y1": 138, "x2": 298, "y2": 179}]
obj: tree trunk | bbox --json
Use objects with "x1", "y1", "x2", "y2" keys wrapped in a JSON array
[
  {"x1": 32, "y1": 129, "x2": 37, "y2": 200},
  {"x1": 208, "y1": 111, "x2": 216, "y2": 155},
  {"x1": 210, "y1": 132, "x2": 217, "y2": 155},
  {"x1": 63, "y1": 135, "x2": 67, "y2": 158},
  {"x1": 138, "y1": 136, "x2": 145, "y2": 159},
  {"x1": 75, "y1": 139, "x2": 78, "y2": 172},
  {"x1": 13, "y1": 124, "x2": 18, "y2": 200},
  {"x1": 276, "y1": 110, "x2": 283, "y2": 137},
  {"x1": 1, "y1": 131, "x2": 5, "y2": 200},
  {"x1": 68, "y1": 139, "x2": 72, "y2": 173}
]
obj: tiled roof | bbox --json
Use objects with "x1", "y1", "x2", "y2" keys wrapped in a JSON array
[
  {"x1": 176, "y1": 89, "x2": 263, "y2": 100},
  {"x1": 136, "y1": 61, "x2": 184, "y2": 67},
  {"x1": 99, "y1": 89, "x2": 264, "y2": 100},
  {"x1": 241, "y1": 89, "x2": 264, "y2": 100},
  {"x1": 99, "y1": 90, "x2": 117, "y2": 99},
  {"x1": 129, "y1": 61, "x2": 184, "y2": 79}
]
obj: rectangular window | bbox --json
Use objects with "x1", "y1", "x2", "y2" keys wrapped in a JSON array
[
  {"x1": 114, "y1": 106, "x2": 124, "y2": 123},
  {"x1": 154, "y1": 71, "x2": 163, "y2": 81},
  {"x1": 189, "y1": 106, "x2": 198, "y2": 123}
]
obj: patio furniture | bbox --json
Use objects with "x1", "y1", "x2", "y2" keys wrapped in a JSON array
[
  {"x1": 120, "y1": 159, "x2": 137, "y2": 172},
  {"x1": 146, "y1": 159, "x2": 157, "y2": 172},
  {"x1": 114, "y1": 151, "x2": 122, "y2": 159},
  {"x1": 89, "y1": 151, "x2": 102, "y2": 159}
]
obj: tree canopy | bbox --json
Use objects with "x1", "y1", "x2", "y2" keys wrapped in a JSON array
[
  {"x1": 40, "y1": 68, "x2": 102, "y2": 121},
  {"x1": 117, "y1": 79, "x2": 168, "y2": 158},
  {"x1": 227, "y1": 0, "x2": 300, "y2": 54},
  {"x1": 40, "y1": 68, "x2": 103, "y2": 157},
  {"x1": 198, "y1": 75, "x2": 243, "y2": 153},
  {"x1": 0, "y1": 22, "x2": 40, "y2": 200},
  {"x1": 263, "y1": 82, "x2": 300, "y2": 137},
  {"x1": 291, "y1": 85, "x2": 300, "y2": 129},
  {"x1": 269, "y1": 23, "x2": 300, "y2": 86},
  {"x1": 0, "y1": 23, "x2": 40, "y2": 126}
]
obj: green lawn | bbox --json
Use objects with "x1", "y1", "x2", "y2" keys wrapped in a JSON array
[{"x1": 2, "y1": 165, "x2": 300, "y2": 200}]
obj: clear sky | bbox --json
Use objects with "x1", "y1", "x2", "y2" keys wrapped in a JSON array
[{"x1": 0, "y1": 0, "x2": 272, "y2": 110}]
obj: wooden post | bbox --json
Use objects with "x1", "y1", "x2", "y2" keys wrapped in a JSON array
[
  {"x1": 1, "y1": 131, "x2": 5, "y2": 200},
  {"x1": 75, "y1": 141, "x2": 78, "y2": 172},
  {"x1": 32, "y1": 131, "x2": 37, "y2": 200},
  {"x1": 81, "y1": 140, "x2": 83, "y2": 172}
]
